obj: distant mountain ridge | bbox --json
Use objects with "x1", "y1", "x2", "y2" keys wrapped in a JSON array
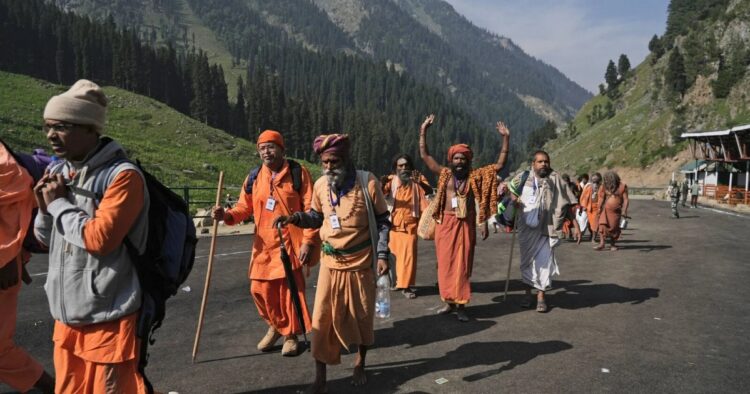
[{"x1": 51, "y1": 0, "x2": 590, "y2": 132}]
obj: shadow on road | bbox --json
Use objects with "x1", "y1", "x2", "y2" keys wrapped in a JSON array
[
  {"x1": 490, "y1": 279, "x2": 659, "y2": 311},
  {"x1": 239, "y1": 340, "x2": 573, "y2": 393}
]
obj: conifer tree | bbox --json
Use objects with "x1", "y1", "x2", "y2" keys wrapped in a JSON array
[
  {"x1": 617, "y1": 54, "x2": 631, "y2": 78},
  {"x1": 665, "y1": 49, "x2": 688, "y2": 97},
  {"x1": 605, "y1": 60, "x2": 619, "y2": 90}
]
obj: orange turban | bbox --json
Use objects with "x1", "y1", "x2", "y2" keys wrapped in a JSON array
[
  {"x1": 447, "y1": 144, "x2": 473, "y2": 162},
  {"x1": 257, "y1": 129, "x2": 284, "y2": 150}
]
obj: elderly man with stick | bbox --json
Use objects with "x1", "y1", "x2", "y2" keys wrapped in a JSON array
[
  {"x1": 212, "y1": 130, "x2": 319, "y2": 357},
  {"x1": 275, "y1": 134, "x2": 391, "y2": 393},
  {"x1": 419, "y1": 114, "x2": 510, "y2": 322},
  {"x1": 510, "y1": 151, "x2": 578, "y2": 313}
]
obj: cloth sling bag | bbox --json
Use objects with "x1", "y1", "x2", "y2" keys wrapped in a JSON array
[{"x1": 357, "y1": 170, "x2": 379, "y2": 269}]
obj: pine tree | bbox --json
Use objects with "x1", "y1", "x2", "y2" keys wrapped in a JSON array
[
  {"x1": 617, "y1": 54, "x2": 631, "y2": 78},
  {"x1": 665, "y1": 49, "x2": 688, "y2": 97},
  {"x1": 604, "y1": 60, "x2": 618, "y2": 91}
]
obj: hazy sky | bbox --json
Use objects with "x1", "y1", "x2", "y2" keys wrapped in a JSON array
[{"x1": 444, "y1": 0, "x2": 670, "y2": 93}]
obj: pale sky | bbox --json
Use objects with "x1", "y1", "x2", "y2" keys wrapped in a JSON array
[{"x1": 444, "y1": 0, "x2": 670, "y2": 93}]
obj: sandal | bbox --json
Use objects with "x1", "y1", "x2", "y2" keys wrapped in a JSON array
[
  {"x1": 593, "y1": 245, "x2": 605, "y2": 251},
  {"x1": 536, "y1": 300, "x2": 548, "y2": 313},
  {"x1": 456, "y1": 309, "x2": 469, "y2": 322},
  {"x1": 520, "y1": 295, "x2": 533, "y2": 309},
  {"x1": 402, "y1": 289, "x2": 417, "y2": 299},
  {"x1": 609, "y1": 246, "x2": 619, "y2": 251}
]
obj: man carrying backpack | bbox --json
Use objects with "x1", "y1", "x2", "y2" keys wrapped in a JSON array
[
  {"x1": 212, "y1": 130, "x2": 319, "y2": 357},
  {"x1": 0, "y1": 142, "x2": 55, "y2": 394},
  {"x1": 33, "y1": 80, "x2": 149, "y2": 393}
]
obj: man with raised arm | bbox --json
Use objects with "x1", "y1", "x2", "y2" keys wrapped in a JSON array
[
  {"x1": 418, "y1": 114, "x2": 510, "y2": 322},
  {"x1": 274, "y1": 134, "x2": 390, "y2": 393}
]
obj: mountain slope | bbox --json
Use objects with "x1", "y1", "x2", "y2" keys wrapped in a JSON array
[
  {"x1": 545, "y1": 0, "x2": 750, "y2": 183},
  {"x1": 0, "y1": 70, "x2": 280, "y2": 189}
]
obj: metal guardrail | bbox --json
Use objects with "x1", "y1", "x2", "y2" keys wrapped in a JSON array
[{"x1": 169, "y1": 185, "x2": 242, "y2": 218}]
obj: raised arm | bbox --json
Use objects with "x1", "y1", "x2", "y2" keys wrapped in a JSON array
[
  {"x1": 492, "y1": 121, "x2": 511, "y2": 173},
  {"x1": 418, "y1": 114, "x2": 443, "y2": 175}
]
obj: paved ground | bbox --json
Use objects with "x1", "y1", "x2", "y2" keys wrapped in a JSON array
[{"x1": 4, "y1": 200, "x2": 750, "y2": 393}]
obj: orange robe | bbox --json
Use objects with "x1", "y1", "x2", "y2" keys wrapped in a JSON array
[
  {"x1": 383, "y1": 175, "x2": 430, "y2": 289},
  {"x1": 0, "y1": 145, "x2": 43, "y2": 392},
  {"x1": 310, "y1": 173, "x2": 388, "y2": 365},
  {"x1": 597, "y1": 183, "x2": 627, "y2": 240},
  {"x1": 432, "y1": 166, "x2": 497, "y2": 305},
  {"x1": 224, "y1": 160, "x2": 318, "y2": 336},
  {"x1": 580, "y1": 183, "x2": 601, "y2": 231},
  {"x1": 53, "y1": 169, "x2": 147, "y2": 394}
]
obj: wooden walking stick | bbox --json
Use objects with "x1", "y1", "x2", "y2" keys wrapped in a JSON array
[
  {"x1": 502, "y1": 205, "x2": 518, "y2": 302},
  {"x1": 192, "y1": 171, "x2": 224, "y2": 362}
]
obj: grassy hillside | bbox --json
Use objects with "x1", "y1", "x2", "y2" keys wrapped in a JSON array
[
  {"x1": 0, "y1": 71, "x2": 318, "y2": 191},
  {"x1": 546, "y1": 0, "x2": 750, "y2": 179}
]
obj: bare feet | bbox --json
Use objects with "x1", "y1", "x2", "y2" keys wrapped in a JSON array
[
  {"x1": 610, "y1": 246, "x2": 619, "y2": 251},
  {"x1": 352, "y1": 365, "x2": 367, "y2": 386},
  {"x1": 594, "y1": 244, "x2": 605, "y2": 251},
  {"x1": 302, "y1": 380, "x2": 328, "y2": 394}
]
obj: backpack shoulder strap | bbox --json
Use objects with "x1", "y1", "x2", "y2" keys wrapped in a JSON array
[
  {"x1": 90, "y1": 158, "x2": 140, "y2": 206},
  {"x1": 287, "y1": 159, "x2": 302, "y2": 193},
  {"x1": 244, "y1": 166, "x2": 261, "y2": 195}
]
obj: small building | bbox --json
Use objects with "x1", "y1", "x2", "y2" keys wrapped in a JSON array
[{"x1": 681, "y1": 124, "x2": 750, "y2": 205}]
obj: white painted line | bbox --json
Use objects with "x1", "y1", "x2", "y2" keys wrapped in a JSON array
[
  {"x1": 31, "y1": 272, "x2": 47, "y2": 277},
  {"x1": 194, "y1": 250, "x2": 250, "y2": 259},
  {"x1": 700, "y1": 206, "x2": 748, "y2": 218}
]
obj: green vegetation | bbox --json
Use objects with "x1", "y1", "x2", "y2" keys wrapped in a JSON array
[
  {"x1": 546, "y1": 0, "x2": 750, "y2": 177},
  {"x1": 0, "y1": 71, "x2": 321, "y2": 190}
]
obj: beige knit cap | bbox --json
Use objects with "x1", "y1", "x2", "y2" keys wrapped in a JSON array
[{"x1": 43, "y1": 79, "x2": 108, "y2": 132}]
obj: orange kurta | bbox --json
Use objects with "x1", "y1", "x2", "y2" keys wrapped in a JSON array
[
  {"x1": 224, "y1": 160, "x2": 318, "y2": 335},
  {"x1": 53, "y1": 167, "x2": 146, "y2": 394},
  {"x1": 383, "y1": 175, "x2": 429, "y2": 289},
  {"x1": 0, "y1": 144, "x2": 44, "y2": 392},
  {"x1": 310, "y1": 173, "x2": 388, "y2": 365},
  {"x1": 580, "y1": 183, "x2": 601, "y2": 230}
]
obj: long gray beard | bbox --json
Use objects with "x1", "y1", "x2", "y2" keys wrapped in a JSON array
[{"x1": 326, "y1": 168, "x2": 347, "y2": 192}]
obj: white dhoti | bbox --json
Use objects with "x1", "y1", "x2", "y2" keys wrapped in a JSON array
[{"x1": 517, "y1": 180, "x2": 559, "y2": 291}]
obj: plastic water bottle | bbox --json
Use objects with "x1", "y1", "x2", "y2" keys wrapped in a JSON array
[{"x1": 376, "y1": 275, "x2": 391, "y2": 318}]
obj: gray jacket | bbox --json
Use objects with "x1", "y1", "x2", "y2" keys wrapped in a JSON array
[{"x1": 34, "y1": 138, "x2": 149, "y2": 326}]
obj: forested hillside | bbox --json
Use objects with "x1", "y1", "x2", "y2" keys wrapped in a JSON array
[
  {"x1": 544, "y1": 0, "x2": 750, "y2": 182},
  {"x1": 4, "y1": 0, "x2": 510, "y2": 176}
]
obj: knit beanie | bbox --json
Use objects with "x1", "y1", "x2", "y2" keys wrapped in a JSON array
[{"x1": 43, "y1": 79, "x2": 107, "y2": 133}]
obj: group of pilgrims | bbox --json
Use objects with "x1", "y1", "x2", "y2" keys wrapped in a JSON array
[{"x1": 0, "y1": 79, "x2": 630, "y2": 393}]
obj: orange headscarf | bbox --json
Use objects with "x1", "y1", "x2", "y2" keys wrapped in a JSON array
[
  {"x1": 257, "y1": 129, "x2": 285, "y2": 150},
  {"x1": 447, "y1": 144, "x2": 473, "y2": 162}
]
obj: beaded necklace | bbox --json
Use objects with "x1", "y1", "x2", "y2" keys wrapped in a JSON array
[{"x1": 327, "y1": 184, "x2": 360, "y2": 223}]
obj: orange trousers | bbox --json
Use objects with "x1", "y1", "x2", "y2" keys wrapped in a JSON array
[
  {"x1": 250, "y1": 268, "x2": 312, "y2": 336},
  {"x1": 0, "y1": 257, "x2": 44, "y2": 392}
]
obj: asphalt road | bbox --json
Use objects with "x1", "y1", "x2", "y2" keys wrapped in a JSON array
[{"x1": 3, "y1": 200, "x2": 749, "y2": 393}]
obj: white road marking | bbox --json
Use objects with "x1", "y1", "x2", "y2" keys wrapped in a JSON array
[{"x1": 195, "y1": 250, "x2": 250, "y2": 259}]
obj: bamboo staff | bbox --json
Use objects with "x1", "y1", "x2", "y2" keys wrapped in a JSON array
[{"x1": 192, "y1": 171, "x2": 224, "y2": 362}]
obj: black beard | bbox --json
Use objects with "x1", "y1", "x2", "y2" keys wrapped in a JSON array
[
  {"x1": 451, "y1": 165, "x2": 469, "y2": 179},
  {"x1": 397, "y1": 170, "x2": 411, "y2": 183},
  {"x1": 536, "y1": 168, "x2": 551, "y2": 178}
]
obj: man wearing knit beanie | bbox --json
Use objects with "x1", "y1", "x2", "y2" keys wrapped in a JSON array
[
  {"x1": 42, "y1": 79, "x2": 107, "y2": 161},
  {"x1": 212, "y1": 129, "x2": 320, "y2": 357},
  {"x1": 35, "y1": 80, "x2": 151, "y2": 393}
]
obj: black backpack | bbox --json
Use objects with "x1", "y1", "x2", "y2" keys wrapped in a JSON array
[
  {"x1": 91, "y1": 158, "x2": 197, "y2": 394},
  {"x1": 245, "y1": 159, "x2": 302, "y2": 195}
]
